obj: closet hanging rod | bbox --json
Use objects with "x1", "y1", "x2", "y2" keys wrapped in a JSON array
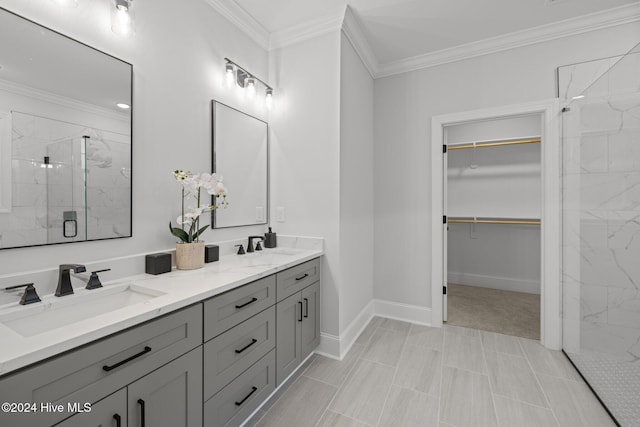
[
  {"x1": 447, "y1": 137, "x2": 541, "y2": 151},
  {"x1": 448, "y1": 218, "x2": 541, "y2": 225}
]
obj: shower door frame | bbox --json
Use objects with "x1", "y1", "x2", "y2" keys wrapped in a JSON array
[{"x1": 431, "y1": 99, "x2": 562, "y2": 350}]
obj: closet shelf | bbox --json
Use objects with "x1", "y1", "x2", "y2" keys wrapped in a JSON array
[
  {"x1": 447, "y1": 137, "x2": 541, "y2": 151},
  {"x1": 448, "y1": 217, "x2": 540, "y2": 225}
]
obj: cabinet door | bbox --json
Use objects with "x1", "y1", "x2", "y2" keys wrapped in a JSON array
[
  {"x1": 301, "y1": 282, "x2": 320, "y2": 359},
  {"x1": 276, "y1": 291, "x2": 302, "y2": 385},
  {"x1": 55, "y1": 389, "x2": 127, "y2": 427},
  {"x1": 128, "y1": 348, "x2": 202, "y2": 427}
]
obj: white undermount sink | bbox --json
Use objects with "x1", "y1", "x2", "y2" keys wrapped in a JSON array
[{"x1": 0, "y1": 284, "x2": 165, "y2": 337}]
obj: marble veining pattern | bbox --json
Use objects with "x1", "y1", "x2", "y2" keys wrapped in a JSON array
[{"x1": 560, "y1": 54, "x2": 640, "y2": 427}]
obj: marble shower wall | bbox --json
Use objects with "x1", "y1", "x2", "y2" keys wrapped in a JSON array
[
  {"x1": 560, "y1": 55, "x2": 640, "y2": 362},
  {"x1": 0, "y1": 112, "x2": 130, "y2": 248}
]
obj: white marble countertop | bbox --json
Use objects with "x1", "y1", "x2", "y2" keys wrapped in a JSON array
[{"x1": 0, "y1": 239, "x2": 323, "y2": 376}]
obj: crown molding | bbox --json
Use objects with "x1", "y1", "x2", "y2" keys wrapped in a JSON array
[
  {"x1": 269, "y1": 11, "x2": 343, "y2": 50},
  {"x1": 341, "y1": 5, "x2": 379, "y2": 78},
  {"x1": 375, "y1": 3, "x2": 640, "y2": 78},
  {"x1": 0, "y1": 78, "x2": 129, "y2": 122},
  {"x1": 204, "y1": 0, "x2": 270, "y2": 50}
]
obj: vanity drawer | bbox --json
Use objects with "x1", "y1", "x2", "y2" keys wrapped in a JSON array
[
  {"x1": 204, "y1": 275, "x2": 275, "y2": 341},
  {"x1": 0, "y1": 304, "x2": 202, "y2": 427},
  {"x1": 204, "y1": 349, "x2": 276, "y2": 427},
  {"x1": 204, "y1": 306, "x2": 275, "y2": 400},
  {"x1": 276, "y1": 258, "x2": 320, "y2": 302}
]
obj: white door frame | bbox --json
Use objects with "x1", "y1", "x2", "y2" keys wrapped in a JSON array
[{"x1": 431, "y1": 99, "x2": 562, "y2": 350}]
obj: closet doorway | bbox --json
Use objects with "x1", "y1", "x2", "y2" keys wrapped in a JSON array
[
  {"x1": 444, "y1": 115, "x2": 542, "y2": 340},
  {"x1": 431, "y1": 100, "x2": 562, "y2": 349}
]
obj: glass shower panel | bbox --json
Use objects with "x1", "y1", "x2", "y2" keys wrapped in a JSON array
[{"x1": 561, "y1": 42, "x2": 640, "y2": 427}]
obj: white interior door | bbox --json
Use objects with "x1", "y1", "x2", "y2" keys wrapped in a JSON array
[{"x1": 443, "y1": 139, "x2": 448, "y2": 322}]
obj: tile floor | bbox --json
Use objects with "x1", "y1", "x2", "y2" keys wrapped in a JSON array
[{"x1": 245, "y1": 317, "x2": 617, "y2": 427}]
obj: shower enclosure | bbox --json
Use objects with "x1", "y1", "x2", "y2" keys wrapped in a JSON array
[
  {"x1": 560, "y1": 43, "x2": 640, "y2": 427},
  {"x1": 4, "y1": 112, "x2": 131, "y2": 248}
]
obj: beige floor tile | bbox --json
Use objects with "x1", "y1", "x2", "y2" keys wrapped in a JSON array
[
  {"x1": 304, "y1": 344, "x2": 364, "y2": 387},
  {"x1": 443, "y1": 331, "x2": 487, "y2": 374},
  {"x1": 537, "y1": 373, "x2": 617, "y2": 427},
  {"x1": 493, "y1": 395, "x2": 558, "y2": 427},
  {"x1": 484, "y1": 350, "x2": 549, "y2": 407},
  {"x1": 407, "y1": 324, "x2": 444, "y2": 349},
  {"x1": 440, "y1": 366, "x2": 498, "y2": 427},
  {"x1": 519, "y1": 338, "x2": 583, "y2": 381},
  {"x1": 317, "y1": 410, "x2": 372, "y2": 427},
  {"x1": 256, "y1": 376, "x2": 337, "y2": 427},
  {"x1": 378, "y1": 318, "x2": 412, "y2": 333},
  {"x1": 393, "y1": 345, "x2": 441, "y2": 396},
  {"x1": 354, "y1": 317, "x2": 384, "y2": 345},
  {"x1": 360, "y1": 328, "x2": 407, "y2": 366},
  {"x1": 378, "y1": 386, "x2": 439, "y2": 426},
  {"x1": 328, "y1": 358, "x2": 395, "y2": 425},
  {"x1": 480, "y1": 330, "x2": 524, "y2": 356}
]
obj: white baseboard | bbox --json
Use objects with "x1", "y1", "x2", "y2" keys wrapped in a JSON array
[
  {"x1": 448, "y1": 272, "x2": 540, "y2": 295},
  {"x1": 316, "y1": 299, "x2": 431, "y2": 359},
  {"x1": 373, "y1": 299, "x2": 432, "y2": 326}
]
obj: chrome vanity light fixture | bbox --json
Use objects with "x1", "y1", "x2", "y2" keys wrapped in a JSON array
[
  {"x1": 224, "y1": 58, "x2": 274, "y2": 109},
  {"x1": 111, "y1": 0, "x2": 134, "y2": 36}
]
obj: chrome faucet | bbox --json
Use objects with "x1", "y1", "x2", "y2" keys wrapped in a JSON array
[{"x1": 56, "y1": 264, "x2": 86, "y2": 296}]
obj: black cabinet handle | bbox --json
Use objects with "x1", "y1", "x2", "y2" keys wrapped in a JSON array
[
  {"x1": 235, "y1": 297, "x2": 258, "y2": 309},
  {"x1": 235, "y1": 386, "x2": 257, "y2": 406},
  {"x1": 113, "y1": 413, "x2": 122, "y2": 427},
  {"x1": 137, "y1": 399, "x2": 146, "y2": 427},
  {"x1": 295, "y1": 273, "x2": 309, "y2": 281},
  {"x1": 235, "y1": 338, "x2": 258, "y2": 354},
  {"x1": 298, "y1": 301, "x2": 303, "y2": 322},
  {"x1": 103, "y1": 346, "x2": 152, "y2": 372},
  {"x1": 304, "y1": 298, "x2": 309, "y2": 318}
]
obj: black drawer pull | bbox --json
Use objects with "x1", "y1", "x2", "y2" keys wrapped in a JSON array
[
  {"x1": 295, "y1": 273, "x2": 309, "y2": 281},
  {"x1": 103, "y1": 346, "x2": 152, "y2": 372},
  {"x1": 235, "y1": 338, "x2": 258, "y2": 354},
  {"x1": 235, "y1": 297, "x2": 258, "y2": 309},
  {"x1": 304, "y1": 298, "x2": 309, "y2": 318},
  {"x1": 138, "y1": 399, "x2": 146, "y2": 427},
  {"x1": 113, "y1": 413, "x2": 122, "y2": 427},
  {"x1": 235, "y1": 386, "x2": 258, "y2": 406},
  {"x1": 298, "y1": 301, "x2": 303, "y2": 322}
]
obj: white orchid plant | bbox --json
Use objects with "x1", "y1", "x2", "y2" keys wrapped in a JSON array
[{"x1": 169, "y1": 170, "x2": 228, "y2": 243}]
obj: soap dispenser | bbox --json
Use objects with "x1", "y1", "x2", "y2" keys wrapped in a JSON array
[{"x1": 264, "y1": 227, "x2": 277, "y2": 248}]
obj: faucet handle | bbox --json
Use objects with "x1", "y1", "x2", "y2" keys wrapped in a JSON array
[
  {"x1": 87, "y1": 268, "x2": 111, "y2": 290},
  {"x1": 255, "y1": 241, "x2": 263, "y2": 251},
  {"x1": 235, "y1": 244, "x2": 246, "y2": 255},
  {"x1": 5, "y1": 283, "x2": 41, "y2": 305}
]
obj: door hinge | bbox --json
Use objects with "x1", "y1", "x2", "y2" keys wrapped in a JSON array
[
  {"x1": 443, "y1": 144, "x2": 447, "y2": 153},
  {"x1": 443, "y1": 286, "x2": 447, "y2": 295},
  {"x1": 443, "y1": 215, "x2": 447, "y2": 224}
]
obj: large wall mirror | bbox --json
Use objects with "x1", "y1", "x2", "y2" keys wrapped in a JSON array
[
  {"x1": 0, "y1": 8, "x2": 132, "y2": 250},
  {"x1": 212, "y1": 101, "x2": 268, "y2": 228}
]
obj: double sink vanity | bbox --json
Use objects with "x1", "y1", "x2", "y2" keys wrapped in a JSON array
[{"x1": 0, "y1": 242, "x2": 322, "y2": 427}]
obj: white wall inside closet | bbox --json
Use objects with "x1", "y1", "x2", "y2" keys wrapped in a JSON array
[{"x1": 446, "y1": 115, "x2": 541, "y2": 294}]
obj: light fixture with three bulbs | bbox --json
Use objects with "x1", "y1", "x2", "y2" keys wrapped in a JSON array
[{"x1": 224, "y1": 58, "x2": 273, "y2": 109}]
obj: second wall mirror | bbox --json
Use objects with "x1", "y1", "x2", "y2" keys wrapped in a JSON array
[{"x1": 211, "y1": 101, "x2": 268, "y2": 228}]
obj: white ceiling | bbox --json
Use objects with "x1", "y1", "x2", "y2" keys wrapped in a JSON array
[{"x1": 228, "y1": 0, "x2": 640, "y2": 64}]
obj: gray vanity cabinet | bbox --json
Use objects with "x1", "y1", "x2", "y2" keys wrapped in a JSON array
[
  {"x1": 54, "y1": 389, "x2": 127, "y2": 427},
  {"x1": 128, "y1": 347, "x2": 202, "y2": 427},
  {"x1": 276, "y1": 280, "x2": 320, "y2": 385},
  {"x1": 0, "y1": 305, "x2": 202, "y2": 427}
]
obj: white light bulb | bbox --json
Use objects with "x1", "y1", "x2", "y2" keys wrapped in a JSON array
[
  {"x1": 111, "y1": 0, "x2": 134, "y2": 36},
  {"x1": 224, "y1": 64, "x2": 235, "y2": 88},
  {"x1": 246, "y1": 77, "x2": 256, "y2": 99},
  {"x1": 265, "y1": 88, "x2": 273, "y2": 110}
]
